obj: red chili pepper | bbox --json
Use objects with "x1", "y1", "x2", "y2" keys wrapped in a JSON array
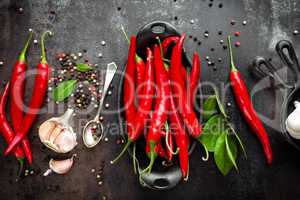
[
  {"x1": 4, "y1": 31, "x2": 52, "y2": 156},
  {"x1": 188, "y1": 52, "x2": 201, "y2": 106},
  {"x1": 227, "y1": 36, "x2": 272, "y2": 164},
  {"x1": 111, "y1": 47, "x2": 154, "y2": 164},
  {"x1": 0, "y1": 83, "x2": 25, "y2": 171},
  {"x1": 162, "y1": 36, "x2": 179, "y2": 56},
  {"x1": 170, "y1": 34, "x2": 202, "y2": 139},
  {"x1": 146, "y1": 139, "x2": 166, "y2": 159},
  {"x1": 169, "y1": 95, "x2": 190, "y2": 180},
  {"x1": 143, "y1": 44, "x2": 170, "y2": 174},
  {"x1": 124, "y1": 36, "x2": 137, "y2": 128},
  {"x1": 10, "y1": 31, "x2": 33, "y2": 164}
]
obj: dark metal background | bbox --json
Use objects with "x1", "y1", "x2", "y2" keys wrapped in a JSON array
[{"x1": 1, "y1": 0, "x2": 300, "y2": 199}]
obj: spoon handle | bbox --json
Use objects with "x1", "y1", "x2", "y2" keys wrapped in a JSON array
[{"x1": 95, "y1": 62, "x2": 118, "y2": 119}]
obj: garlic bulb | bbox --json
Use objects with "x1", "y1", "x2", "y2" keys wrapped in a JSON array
[
  {"x1": 286, "y1": 101, "x2": 300, "y2": 139},
  {"x1": 39, "y1": 109, "x2": 77, "y2": 153},
  {"x1": 43, "y1": 154, "x2": 76, "y2": 176}
]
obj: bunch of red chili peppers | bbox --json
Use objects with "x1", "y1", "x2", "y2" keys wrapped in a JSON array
[
  {"x1": 0, "y1": 30, "x2": 52, "y2": 175},
  {"x1": 112, "y1": 33, "x2": 274, "y2": 181},
  {"x1": 111, "y1": 34, "x2": 202, "y2": 181}
]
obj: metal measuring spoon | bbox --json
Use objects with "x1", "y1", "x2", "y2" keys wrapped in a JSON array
[{"x1": 82, "y1": 62, "x2": 118, "y2": 148}]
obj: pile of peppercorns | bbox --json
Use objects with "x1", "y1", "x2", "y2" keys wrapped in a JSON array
[{"x1": 49, "y1": 52, "x2": 103, "y2": 109}]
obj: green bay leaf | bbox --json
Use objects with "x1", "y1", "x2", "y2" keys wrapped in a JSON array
[
  {"x1": 76, "y1": 63, "x2": 94, "y2": 72},
  {"x1": 225, "y1": 134, "x2": 238, "y2": 171},
  {"x1": 53, "y1": 80, "x2": 77, "y2": 102},
  {"x1": 214, "y1": 132, "x2": 236, "y2": 176},
  {"x1": 199, "y1": 114, "x2": 227, "y2": 152},
  {"x1": 203, "y1": 95, "x2": 218, "y2": 121}
]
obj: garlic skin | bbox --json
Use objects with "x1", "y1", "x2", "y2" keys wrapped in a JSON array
[
  {"x1": 53, "y1": 128, "x2": 77, "y2": 153},
  {"x1": 38, "y1": 109, "x2": 77, "y2": 153},
  {"x1": 286, "y1": 101, "x2": 300, "y2": 139},
  {"x1": 43, "y1": 155, "x2": 76, "y2": 176}
]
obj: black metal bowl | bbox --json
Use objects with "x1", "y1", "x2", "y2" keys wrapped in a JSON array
[{"x1": 116, "y1": 21, "x2": 198, "y2": 190}]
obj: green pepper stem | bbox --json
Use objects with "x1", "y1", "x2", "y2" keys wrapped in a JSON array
[
  {"x1": 227, "y1": 36, "x2": 238, "y2": 72},
  {"x1": 40, "y1": 31, "x2": 53, "y2": 64},
  {"x1": 110, "y1": 140, "x2": 131, "y2": 164},
  {"x1": 156, "y1": 36, "x2": 164, "y2": 58},
  {"x1": 141, "y1": 141, "x2": 156, "y2": 174},
  {"x1": 120, "y1": 25, "x2": 143, "y2": 64},
  {"x1": 18, "y1": 30, "x2": 33, "y2": 62},
  {"x1": 133, "y1": 143, "x2": 137, "y2": 174},
  {"x1": 16, "y1": 158, "x2": 24, "y2": 182},
  {"x1": 121, "y1": 25, "x2": 130, "y2": 44}
]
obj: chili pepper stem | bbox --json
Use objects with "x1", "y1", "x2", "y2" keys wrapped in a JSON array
[
  {"x1": 16, "y1": 158, "x2": 24, "y2": 182},
  {"x1": 133, "y1": 143, "x2": 137, "y2": 174},
  {"x1": 141, "y1": 141, "x2": 156, "y2": 174},
  {"x1": 40, "y1": 31, "x2": 53, "y2": 64},
  {"x1": 165, "y1": 128, "x2": 179, "y2": 155},
  {"x1": 110, "y1": 140, "x2": 132, "y2": 164},
  {"x1": 200, "y1": 142, "x2": 209, "y2": 161},
  {"x1": 121, "y1": 25, "x2": 130, "y2": 44},
  {"x1": 227, "y1": 36, "x2": 238, "y2": 72},
  {"x1": 18, "y1": 29, "x2": 33, "y2": 62},
  {"x1": 120, "y1": 25, "x2": 144, "y2": 64}
]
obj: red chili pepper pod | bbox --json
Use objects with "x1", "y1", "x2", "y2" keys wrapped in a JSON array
[
  {"x1": 4, "y1": 31, "x2": 52, "y2": 156},
  {"x1": 10, "y1": 30, "x2": 33, "y2": 164},
  {"x1": 170, "y1": 95, "x2": 190, "y2": 180},
  {"x1": 111, "y1": 47, "x2": 154, "y2": 164},
  {"x1": 170, "y1": 34, "x2": 202, "y2": 139},
  {"x1": 143, "y1": 45, "x2": 170, "y2": 174},
  {"x1": 227, "y1": 36, "x2": 273, "y2": 164},
  {"x1": 146, "y1": 141, "x2": 166, "y2": 159},
  {"x1": 188, "y1": 52, "x2": 201, "y2": 106},
  {"x1": 0, "y1": 83, "x2": 25, "y2": 174},
  {"x1": 162, "y1": 36, "x2": 179, "y2": 55},
  {"x1": 124, "y1": 36, "x2": 137, "y2": 130}
]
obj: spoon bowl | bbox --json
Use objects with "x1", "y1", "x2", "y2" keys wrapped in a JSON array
[{"x1": 82, "y1": 120, "x2": 104, "y2": 148}]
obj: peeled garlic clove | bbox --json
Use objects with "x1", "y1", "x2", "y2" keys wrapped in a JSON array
[
  {"x1": 48, "y1": 155, "x2": 75, "y2": 175},
  {"x1": 39, "y1": 120, "x2": 56, "y2": 142},
  {"x1": 54, "y1": 128, "x2": 77, "y2": 153},
  {"x1": 49, "y1": 124, "x2": 63, "y2": 143}
]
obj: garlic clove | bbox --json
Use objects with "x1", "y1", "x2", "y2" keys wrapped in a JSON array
[
  {"x1": 43, "y1": 140, "x2": 62, "y2": 153},
  {"x1": 286, "y1": 101, "x2": 300, "y2": 139},
  {"x1": 39, "y1": 120, "x2": 56, "y2": 142},
  {"x1": 54, "y1": 128, "x2": 77, "y2": 153},
  {"x1": 48, "y1": 155, "x2": 76, "y2": 175},
  {"x1": 49, "y1": 124, "x2": 63, "y2": 143}
]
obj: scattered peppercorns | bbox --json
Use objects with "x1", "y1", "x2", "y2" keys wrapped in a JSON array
[
  {"x1": 234, "y1": 31, "x2": 241, "y2": 37},
  {"x1": 235, "y1": 41, "x2": 241, "y2": 47},
  {"x1": 51, "y1": 52, "x2": 104, "y2": 109},
  {"x1": 293, "y1": 30, "x2": 299, "y2": 35}
]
